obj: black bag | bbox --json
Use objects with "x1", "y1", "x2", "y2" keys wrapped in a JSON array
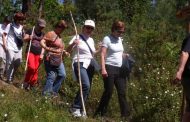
[
  {"x1": 79, "y1": 34, "x2": 100, "y2": 72},
  {"x1": 121, "y1": 54, "x2": 135, "y2": 77},
  {"x1": 49, "y1": 54, "x2": 62, "y2": 67},
  {"x1": 90, "y1": 58, "x2": 101, "y2": 71},
  {"x1": 11, "y1": 24, "x2": 23, "y2": 48}
]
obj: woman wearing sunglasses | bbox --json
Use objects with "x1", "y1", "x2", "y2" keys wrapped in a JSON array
[{"x1": 94, "y1": 20, "x2": 130, "y2": 120}]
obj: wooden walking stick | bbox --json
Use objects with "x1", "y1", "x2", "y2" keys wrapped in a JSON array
[
  {"x1": 25, "y1": 26, "x2": 35, "y2": 71},
  {"x1": 70, "y1": 11, "x2": 87, "y2": 118}
]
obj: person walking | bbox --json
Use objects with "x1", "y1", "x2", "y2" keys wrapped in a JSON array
[
  {"x1": 67, "y1": 20, "x2": 97, "y2": 117},
  {"x1": 0, "y1": 16, "x2": 11, "y2": 80},
  {"x1": 40, "y1": 20, "x2": 68, "y2": 96},
  {"x1": 94, "y1": 20, "x2": 130, "y2": 119},
  {"x1": 3, "y1": 12, "x2": 25, "y2": 83},
  {"x1": 23, "y1": 19, "x2": 46, "y2": 90},
  {"x1": 172, "y1": 21, "x2": 190, "y2": 122}
]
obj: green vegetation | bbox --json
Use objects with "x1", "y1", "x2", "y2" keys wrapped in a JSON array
[{"x1": 0, "y1": 0, "x2": 188, "y2": 121}]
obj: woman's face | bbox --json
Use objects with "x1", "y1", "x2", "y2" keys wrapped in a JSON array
[
  {"x1": 113, "y1": 27, "x2": 125, "y2": 37},
  {"x1": 83, "y1": 26, "x2": 94, "y2": 36}
]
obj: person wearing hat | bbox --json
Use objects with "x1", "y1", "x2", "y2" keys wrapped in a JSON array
[
  {"x1": 3, "y1": 11, "x2": 25, "y2": 83},
  {"x1": 40, "y1": 20, "x2": 69, "y2": 96},
  {"x1": 22, "y1": 19, "x2": 46, "y2": 90},
  {"x1": 94, "y1": 20, "x2": 130, "y2": 120},
  {"x1": 67, "y1": 20, "x2": 98, "y2": 117},
  {"x1": 0, "y1": 16, "x2": 11, "y2": 80}
]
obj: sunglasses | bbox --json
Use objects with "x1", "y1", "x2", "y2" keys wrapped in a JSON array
[{"x1": 85, "y1": 26, "x2": 94, "y2": 30}]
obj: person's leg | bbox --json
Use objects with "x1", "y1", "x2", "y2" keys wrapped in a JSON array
[
  {"x1": 11, "y1": 50, "x2": 22, "y2": 81},
  {"x1": 115, "y1": 75, "x2": 130, "y2": 117},
  {"x1": 24, "y1": 52, "x2": 36, "y2": 86},
  {"x1": 181, "y1": 77, "x2": 190, "y2": 122},
  {"x1": 29, "y1": 54, "x2": 40, "y2": 86},
  {"x1": 72, "y1": 62, "x2": 91, "y2": 110},
  {"x1": 94, "y1": 75, "x2": 115, "y2": 116},
  {"x1": 42, "y1": 61, "x2": 57, "y2": 96},
  {"x1": 183, "y1": 112, "x2": 190, "y2": 122},
  {"x1": 0, "y1": 44, "x2": 6, "y2": 79},
  {"x1": 6, "y1": 50, "x2": 15, "y2": 82},
  {"x1": 53, "y1": 63, "x2": 66, "y2": 93}
]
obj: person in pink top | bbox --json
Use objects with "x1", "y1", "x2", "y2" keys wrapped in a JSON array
[{"x1": 40, "y1": 20, "x2": 69, "y2": 96}]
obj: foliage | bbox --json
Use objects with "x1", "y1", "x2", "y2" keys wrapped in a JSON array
[{"x1": 0, "y1": 0, "x2": 189, "y2": 121}]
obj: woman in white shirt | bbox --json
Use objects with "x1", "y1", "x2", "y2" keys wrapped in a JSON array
[
  {"x1": 3, "y1": 12, "x2": 25, "y2": 83},
  {"x1": 0, "y1": 16, "x2": 11, "y2": 80},
  {"x1": 94, "y1": 20, "x2": 130, "y2": 119},
  {"x1": 67, "y1": 20, "x2": 97, "y2": 117}
]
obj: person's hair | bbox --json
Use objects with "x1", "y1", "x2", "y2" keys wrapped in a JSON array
[
  {"x1": 111, "y1": 20, "x2": 125, "y2": 32},
  {"x1": 55, "y1": 20, "x2": 67, "y2": 29},
  {"x1": 14, "y1": 12, "x2": 25, "y2": 21},
  {"x1": 3, "y1": 16, "x2": 11, "y2": 23}
]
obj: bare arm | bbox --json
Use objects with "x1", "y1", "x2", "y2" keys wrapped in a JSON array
[
  {"x1": 40, "y1": 38, "x2": 62, "y2": 54},
  {"x1": 23, "y1": 33, "x2": 31, "y2": 42},
  {"x1": 175, "y1": 51, "x2": 189, "y2": 80},
  {"x1": 101, "y1": 46, "x2": 108, "y2": 77},
  {"x1": 2, "y1": 33, "x2": 7, "y2": 51},
  {"x1": 66, "y1": 39, "x2": 79, "y2": 53}
]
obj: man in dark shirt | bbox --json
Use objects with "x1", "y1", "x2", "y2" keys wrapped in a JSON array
[{"x1": 174, "y1": 22, "x2": 190, "y2": 122}]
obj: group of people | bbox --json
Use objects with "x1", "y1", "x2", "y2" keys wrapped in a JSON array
[{"x1": 0, "y1": 11, "x2": 131, "y2": 119}]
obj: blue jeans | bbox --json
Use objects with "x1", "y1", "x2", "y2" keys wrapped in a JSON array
[
  {"x1": 72, "y1": 62, "x2": 94, "y2": 109},
  {"x1": 43, "y1": 61, "x2": 66, "y2": 96}
]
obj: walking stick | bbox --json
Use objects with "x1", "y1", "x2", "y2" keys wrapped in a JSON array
[
  {"x1": 70, "y1": 11, "x2": 87, "y2": 118},
  {"x1": 21, "y1": 26, "x2": 35, "y2": 89},
  {"x1": 25, "y1": 26, "x2": 35, "y2": 71}
]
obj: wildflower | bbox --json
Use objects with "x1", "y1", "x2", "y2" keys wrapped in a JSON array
[
  {"x1": 139, "y1": 67, "x2": 142, "y2": 71},
  {"x1": 35, "y1": 115, "x2": 38, "y2": 118},
  {"x1": 4, "y1": 113, "x2": 7, "y2": 117},
  {"x1": 145, "y1": 96, "x2": 148, "y2": 99},
  {"x1": 1, "y1": 94, "x2": 5, "y2": 97}
]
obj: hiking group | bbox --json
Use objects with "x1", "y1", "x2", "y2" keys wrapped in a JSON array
[
  {"x1": 1, "y1": 9, "x2": 190, "y2": 121},
  {"x1": 0, "y1": 11, "x2": 138, "y2": 121}
]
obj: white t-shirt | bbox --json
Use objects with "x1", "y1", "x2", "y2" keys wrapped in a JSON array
[
  {"x1": 5, "y1": 23, "x2": 23, "y2": 52},
  {"x1": 69, "y1": 34, "x2": 96, "y2": 69},
  {"x1": 0, "y1": 24, "x2": 8, "y2": 45},
  {"x1": 102, "y1": 35, "x2": 124, "y2": 67}
]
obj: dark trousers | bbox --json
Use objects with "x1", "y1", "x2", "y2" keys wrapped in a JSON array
[{"x1": 95, "y1": 65, "x2": 130, "y2": 117}]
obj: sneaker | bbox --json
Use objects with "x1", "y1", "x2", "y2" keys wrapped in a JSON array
[{"x1": 70, "y1": 108, "x2": 82, "y2": 117}]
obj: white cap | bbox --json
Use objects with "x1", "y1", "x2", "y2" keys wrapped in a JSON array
[{"x1": 84, "y1": 20, "x2": 95, "y2": 28}]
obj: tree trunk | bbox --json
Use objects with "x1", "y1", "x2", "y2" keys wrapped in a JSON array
[
  {"x1": 0, "y1": 0, "x2": 2, "y2": 15},
  {"x1": 22, "y1": 0, "x2": 33, "y2": 15},
  {"x1": 38, "y1": 0, "x2": 44, "y2": 18}
]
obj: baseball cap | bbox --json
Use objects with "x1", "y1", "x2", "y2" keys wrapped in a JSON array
[
  {"x1": 37, "y1": 19, "x2": 46, "y2": 27},
  {"x1": 84, "y1": 20, "x2": 95, "y2": 28}
]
